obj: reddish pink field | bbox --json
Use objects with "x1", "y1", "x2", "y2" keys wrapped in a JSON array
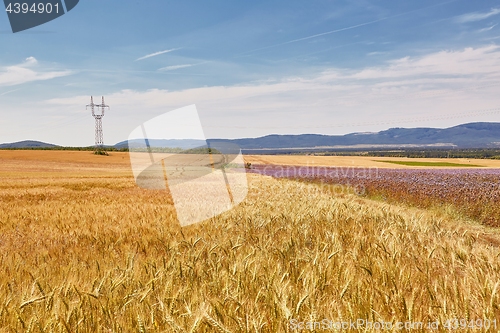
[{"x1": 252, "y1": 165, "x2": 500, "y2": 227}]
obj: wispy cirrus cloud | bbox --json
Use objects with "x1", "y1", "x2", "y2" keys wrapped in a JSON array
[
  {"x1": 367, "y1": 51, "x2": 388, "y2": 56},
  {"x1": 159, "y1": 64, "x2": 194, "y2": 71},
  {"x1": 0, "y1": 57, "x2": 71, "y2": 87},
  {"x1": 456, "y1": 8, "x2": 500, "y2": 23},
  {"x1": 237, "y1": 1, "x2": 457, "y2": 57},
  {"x1": 46, "y1": 45, "x2": 500, "y2": 140},
  {"x1": 135, "y1": 48, "x2": 180, "y2": 61},
  {"x1": 0, "y1": 89, "x2": 20, "y2": 96},
  {"x1": 345, "y1": 45, "x2": 500, "y2": 80},
  {"x1": 478, "y1": 24, "x2": 497, "y2": 33}
]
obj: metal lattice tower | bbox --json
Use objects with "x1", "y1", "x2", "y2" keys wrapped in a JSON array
[{"x1": 86, "y1": 96, "x2": 110, "y2": 154}]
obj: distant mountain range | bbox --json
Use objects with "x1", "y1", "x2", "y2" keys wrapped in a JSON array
[
  {"x1": 0, "y1": 140, "x2": 59, "y2": 149},
  {"x1": 213, "y1": 122, "x2": 500, "y2": 151},
  {"x1": 2, "y1": 122, "x2": 500, "y2": 151}
]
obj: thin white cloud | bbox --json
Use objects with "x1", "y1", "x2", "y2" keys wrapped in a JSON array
[
  {"x1": 45, "y1": 45, "x2": 500, "y2": 141},
  {"x1": 0, "y1": 89, "x2": 20, "y2": 96},
  {"x1": 23, "y1": 57, "x2": 37, "y2": 66},
  {"x1": 0, "y1": 57, "x2": 71, "y2": 87},
  {"x1": 238, "y1": 1, "x2": 456, "y2": 57},
  {"x1": 456, "y1": 8, "x2": 500, "y2": 23},
  {"x1": 367, "y1": 51, "x2": 387, "y2": 56},
  {"x1": 135, "y1": 48, "x2": 180, "y2": 61},
  {"x1": 346, "y1": 45, "x2": 500, "y2": 79},
  {"x1": 159, "y1": 64, "x2": 194, "y2": 71},
  {"x1": 478, "y1": 24, "x2": 497, "y2": 33},
  {"x1": 237, "y1": 18, "x2": 388, "y2": 56}
]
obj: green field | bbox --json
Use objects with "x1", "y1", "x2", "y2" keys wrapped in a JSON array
[{"x1": 378, "y1": 160, "x2": 483, "y2": 167}]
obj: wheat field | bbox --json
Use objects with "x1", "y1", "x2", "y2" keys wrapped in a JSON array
[{"x1": 0, "y1": 151, "x2": 499, "y2": 332}]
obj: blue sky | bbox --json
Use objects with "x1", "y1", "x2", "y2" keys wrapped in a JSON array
[{"x1": 1, "y1": 0, "x2": 500, "y2": 145}]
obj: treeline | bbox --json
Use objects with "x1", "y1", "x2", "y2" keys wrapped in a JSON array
[
  {"x1": 318, "y1": 148, "x2": 500, "y2": 159},
  {"x1": 3, "y1": 146, "x2": 500, "y2": 159},
  {"x1": 0, "y1": 146, "x2": 129, "y2": 152},
  {"x1": 129, "y1": 147, "x2": 220, "y2": 154},
  {"x1": 0, "y1": 146, "x2": 221, "y2": 154}
]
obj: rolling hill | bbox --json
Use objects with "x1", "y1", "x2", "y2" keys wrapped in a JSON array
[
  {"x1": 208, "y1": 122, "x2": 500, "y2": 150},
  {"x1": 0, "y1": 140, "x2": 59, "y2": 149},
  {"x1": 1, "y1": 122, "x2": 500, "y2": 151}
]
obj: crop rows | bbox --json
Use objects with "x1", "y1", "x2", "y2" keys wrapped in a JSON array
[{"x1": 1, "y1": 151, "x2": 500, "y2": 332}]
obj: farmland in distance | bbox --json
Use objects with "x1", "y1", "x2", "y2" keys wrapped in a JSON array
[{"x1": 0, "y1": 150, "x2": 499, "y2": 332}]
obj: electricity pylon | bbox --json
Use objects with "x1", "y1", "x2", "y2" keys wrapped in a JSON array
[{"x1": 87, "y1": 96, "x2": 110, "y2": 155}]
